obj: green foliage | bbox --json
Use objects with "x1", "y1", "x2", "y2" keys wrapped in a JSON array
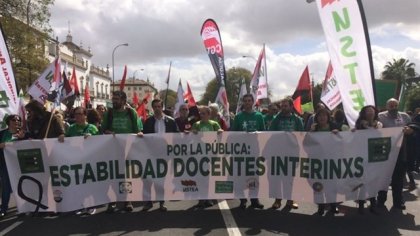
[
  {"x1": 0, "y1": 0, "x2": 54, "y2": 90},
  {"x1": 404, "y1": 86, "x2": 420, "y2": 112},
  {"x1": 381, "y1": 58, "x2": 417, "y2": 98},
  {"x1": 158, "y1": 89, "x2": 177, "y2": 110},
  {"x1": 199, "y1": 67, "x2": 252, "y2": 112}
]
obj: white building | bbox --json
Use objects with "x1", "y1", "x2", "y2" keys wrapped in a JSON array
[{"x1": 47, "y1": 31, "x2": 111, "y2": 109}]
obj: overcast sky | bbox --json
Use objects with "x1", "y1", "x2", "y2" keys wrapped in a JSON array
[{"x1": 49, "y1": 0, "x2": 420, "y2": 102}]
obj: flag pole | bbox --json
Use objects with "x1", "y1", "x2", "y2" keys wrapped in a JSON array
[
  {"x1": 163, "y1": 61, "x2": 172, "y2": 109},
  {"x1": 44, "y1": 41, "x2": 61, "y2": 139}
]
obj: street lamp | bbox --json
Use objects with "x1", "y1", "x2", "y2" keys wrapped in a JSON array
[
  {"x1": 112, "y1": 43, "x2": 129, "y2": 92},
  {"x1": 242, "y1": 55, "x2": 257, "y2": 62},
  {"x1": 132, "y1": 68, "x2": 145, "y2": 83}
]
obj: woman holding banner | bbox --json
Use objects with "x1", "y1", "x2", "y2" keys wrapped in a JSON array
[
  {"x1": 0, "y1": 114, "x2": 26, "y2": 218},
  {"x1": 354, "y1": 105, "x2": 382, "y2": 214}
]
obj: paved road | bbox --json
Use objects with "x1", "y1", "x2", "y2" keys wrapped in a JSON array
[{"x1": 1, "y1": 178, "x2": 419, "y2": 236}]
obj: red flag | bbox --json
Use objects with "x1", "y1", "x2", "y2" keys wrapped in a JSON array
[
  {"x1": 119, "y1": 65, "x2": 127, "y2": 91},
  {"x1": 133, "y1": 91, "x2": 139, "y2": 105},
  {"x1": 70, "y1": 66, "x2": 80, "y2": 96},
  {"x1": 293, "y1": 96, "x2": 302, "y2": 115},
  {"x1": 184, "y1": 82, "x2": 197, "y2": 107},
  {"x1": 136, "y1": 93, "x2": 152, "y2": 122},
  {"x1": 292, "y1": 66, "x2": 311, "y2": 114},
  {"x1": 84, "y1": 81, "x2": 90, "y2": 108},
  {"x1": 61, "y1": 68, "x2": 74, "y2": 99}
]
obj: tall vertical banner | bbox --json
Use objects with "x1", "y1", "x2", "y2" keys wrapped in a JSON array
[
  {"x1": 201, "y1": 19, "x2": 230, "y2": 128},
  {"x1": 236, "y1": 78, "x2": 247, "y2": 114},
  {"x1": 250, "y1": 45, "x2": 268, "y2": 103},
  {"x1": 0, "y1": 28, "x2": 19, "y2": 123},
  {"x1": 315, "y1": 0, "x2": 376, "y2": 127},
  {"x1": 321, "y1": 61, "x2": 342, "y2": 110}
]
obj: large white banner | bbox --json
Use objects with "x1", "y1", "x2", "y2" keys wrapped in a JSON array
[
  {"x1": 0, "y1": 29, "x2": 19, "y2": 123},
  {"x1": 5, "y1": 129, "x2": 402, "y2": 213},
  {"x1": 315, "y1": 0, "x2": 375, "y2": 127}
]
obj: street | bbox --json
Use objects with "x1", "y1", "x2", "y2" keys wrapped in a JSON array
[{"x1": 1, "y1": 178, "x2": 419, "y2": 236}]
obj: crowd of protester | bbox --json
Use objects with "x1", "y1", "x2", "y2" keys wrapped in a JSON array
[{"x1": 0, "y1": 91, "x2": 419, "y2": 218}]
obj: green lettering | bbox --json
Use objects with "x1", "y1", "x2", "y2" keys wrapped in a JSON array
[
  {"x1": 173, "y1": 158, "x2": 184, "y2": 177},
  {"x1": 340, "y1": 36, "x2": 356, "y2": 57},
  {"x1": 83, "y1": 163, "x2": 96, "y2": 184},
  {"x1": 310, "y1": 159, "x2": 323, "y2": 179},
  {"x1": 70, "y1": 164, "x2": 83, "y2": 185},
  {"x1": 354, "y1": 157, "x2": 364, "y2": 177},
  {"x1": 300, "y1": 158, "x2": 309, "y2": 178},
  {"x1": 332, "y1": 7, "x2": 350, "y2": 32},
  {"x1": 50, "y1": 166, "x2": 60, "y2": 186},
  {"x1": 97, "y1": 161, "x2": 108, "y2": 181},
  {"x1": 211, "y1": 157, "x2": 221, "y2": 176}
]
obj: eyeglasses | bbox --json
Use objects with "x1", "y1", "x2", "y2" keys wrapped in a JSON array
[{"x1": 11, "y1": 118, "x2": 21, "y2": 122}]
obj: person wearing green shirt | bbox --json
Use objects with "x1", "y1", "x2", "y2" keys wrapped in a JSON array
[
  {"x1": 270, "y1": 97, "x2": 303, "y2": 210},
  {"x1": 192, "y1": 106, "x2": 223, "y2": 133},
  {"x1": 192, "y1": 106, "x2": 223, "y2": 208},
  {"x1": 232, "y1": 94, "x2": 265, "y2": 133},
  {"x1": 66, "y1": 107, "x2": 99, "y2": 138},
  {"x1": 101, "y1": 91, "x2": 144, "y2": 213},
  {"x1": 232, "y1": 94, "x2": 264, "y2": 209},
  {"x1": 264, "y1": 103, "x2": 279, "y2": 130},
  {"x1": 0, "y1": 114, "x2": 25, "y2": 218},
  {"x1": 61, "y1": 107, "x2": 98, "y2": 215}
]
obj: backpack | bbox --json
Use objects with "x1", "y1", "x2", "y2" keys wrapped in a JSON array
[{"x1": 106, "y1": 107, "x2": 136, "y2": 132}]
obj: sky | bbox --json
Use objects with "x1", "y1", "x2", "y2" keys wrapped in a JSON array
[{"x1": 49, "y1": 0, "x2": 420, "y2": 102}]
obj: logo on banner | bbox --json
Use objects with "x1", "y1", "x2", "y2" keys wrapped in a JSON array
[
  {"x1": 53, "y1": 189, "x2": 63, "y2": 203},
  {"x1": 181, "y1": 180, "x2": 198, "y2": 192},
  {"x1": 17, "y1": 149, "x2": 45, "y2": 174},
  {"x1": 246, "y1": 178, "x2": 258, "y2": 190},
  {"x1": 119, "y1": 182, "x2": 133, "y2": 194},
  {"x1": 312, "y1": 182, "x2": 324, "y2": 193},
  {"x1": 215, "y1": 181, "x2": 233, "y2": 193},
  {"x1": 368, "y1": 138, "x2": 391, "y2": 162}
]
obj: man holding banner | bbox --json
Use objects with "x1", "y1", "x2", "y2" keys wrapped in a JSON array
[{"x1": 232, "y1": 94, "x2": 265, "y2": 209}]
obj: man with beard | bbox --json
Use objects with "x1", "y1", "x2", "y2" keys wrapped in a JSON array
[
  {"x1": 269, "y1": 97, "x2": 303, "y2": 210},
  {"x1": 232, "y1": 94, "x2": 265, "y2": 209},
  {"x1": 102, "y1": 91, "x2": 143, "y2": 213},
  {"x1": 378, "y1": 98, "x2": 412, "y2": 210}
]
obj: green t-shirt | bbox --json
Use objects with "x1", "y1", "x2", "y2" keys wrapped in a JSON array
[
  {"x1": 192, "y1": 120, "x2": 221, "y2": 132},
  {"x1": 269, "y1": 113, "x2": 304, "y2": 131},
  {"x1": 66, "y1": 123, "x2": 99, "y2": 137},
  {"x1": 264, "y1": 114, "x2": 276, "y2": 131},
  {"x1": 1, "y1": 130, "x2": 15, "y2": 143},
  {"x1": 102, "y1": 108, "x2": 143, "y2": 134},
  {"x1": 232, "y1": 111, "x2": 265, "y2": 132}
]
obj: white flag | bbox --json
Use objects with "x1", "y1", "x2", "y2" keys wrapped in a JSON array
[
  {"x1": 215, "y1": 86, "x2": 230, "y2": 129},
  {"x1": 0, "y1": 29, "x2": 19, "y2": 123},
  {"x1": 173, "y1": 79, "x2": 185, "y2": 118},
  {"x1": 250, "y1": 45, "x2": 268, "y2": 103},
  {"x1": 236, "y1": 79, "x2": 247, "y2": 114},
  {"x1": 27, "y1": 60, "x2": 55, "y2": 104},
  {"x1": 315, "y1": 0, "x2": 375, "y2": 127},
  {"x1": 320, "y1": 61, "x2": 342, "y2": 110}
]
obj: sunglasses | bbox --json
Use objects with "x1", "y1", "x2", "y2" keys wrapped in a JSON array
[{"x1": 11, "y1": 118, "x2": 21, "y2": 122}]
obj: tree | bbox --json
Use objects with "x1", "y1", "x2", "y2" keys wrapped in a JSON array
[
  {"x1": 158, "y1": 89, "x2": 177, "y2": 111},
  {"x1": 199, "y1": 67, "x2": 252, "y2": 112},
  {"x1": 381, "y1": 58, "x2": 416, "y2": 98},
  {"x1": 0, "y1": 0, "x2": 54, "y2": 90},
  {"x1": 404, "y1": 86, "x2": 420, "y2": 112}
]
